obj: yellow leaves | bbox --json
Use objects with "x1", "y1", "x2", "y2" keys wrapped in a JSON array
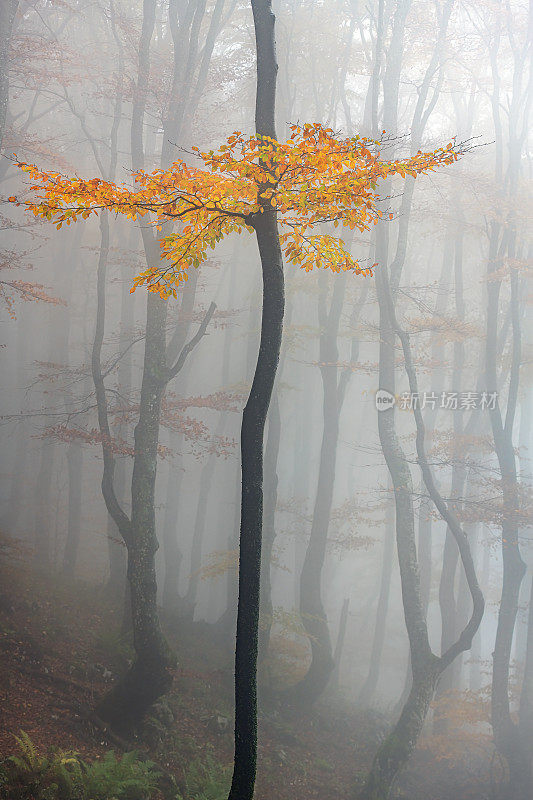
[{"x1": 13, "y1": 124, "x2": 463, "y2": 296}]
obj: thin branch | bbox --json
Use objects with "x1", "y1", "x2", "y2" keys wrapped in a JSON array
[{"x1": 167, "y1": 301, "x2": 216, "y2": 381}]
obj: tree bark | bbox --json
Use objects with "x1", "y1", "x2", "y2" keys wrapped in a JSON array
[{"x1": 227, "y1": 3, "x2": 284, "y2": 797}]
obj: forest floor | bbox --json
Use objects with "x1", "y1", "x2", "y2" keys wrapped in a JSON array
[{"x1": 0, "y1": 537, "x2": 494, "y2": 800}]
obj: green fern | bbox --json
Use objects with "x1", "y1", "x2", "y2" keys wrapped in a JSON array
[
  {"x1": 0, "y1": 733, "x2": 162, "y2": 800},
  {"x1": 84, "y1": 750, "x2": 160, "y2": 799},
  {"x1": 183, "y1": 754, "x2": 231, "y2": 800},
  {"x1": 11, "y1": 731, "x2": 49, "y2": 772}
]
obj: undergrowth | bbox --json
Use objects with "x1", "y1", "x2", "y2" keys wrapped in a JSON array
[
  {"x1": 0, "y1": 732, "x2": 231, "y2": 800},
  {"x1": 0, "y1": 732, "x2": 161, "y2": 800}
]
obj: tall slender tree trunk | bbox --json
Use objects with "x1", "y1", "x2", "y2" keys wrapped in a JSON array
[
  {"x1": 360, "y1": 239, "x2": 484, "y2": 800},
  {"x1": 98, "y1": 291, "x2": 176, "y2": 731},
  {"x1": 184, "y1": 298, "x2": 234, "y2": 620},
  {"x1": 358, "y1": 494, "x2": 395, "y2": 703},
  {"x1": 228, "y1": 2, "x2": 284, "y2": 797},
  {"x1": 62, "y1": 442, "x2": 83, "y2": 577},
  {"x1": 291, "y1": 270, "x2": 354, "y2": 704},
  {"x1": 216, "y1": 288, "x2": 261, "y2": 635},
  {"x1": 469, "y1": 526, "x2": 488, "y2": 692},
  {"x1": 5, "y1": 305, "x2": 29, "y2": 532},
  {"x1": 161, "y1": 271, "x2": 200, "y2": 612},
  {"x1": 331, "y1": 597, "x2": 350, "y2": 690},
  {"x1": 258, "y1": 290, "x2": 295, "y2": 656},
  {"x1": 107, "y1": 232, "x2": 137, "y2": 596},
  {"x1": 487, "y1": 239, "x2": 528, "y2": 794},
  {"x1": 0, "y1": 0, "x2": 17, "y2": 150},
  {"x1": 360, "y1": 224, "x2": 439, "y2": 799},
  {"x1": 434, "y1": 229, "x2": 468, "y2": 726}
]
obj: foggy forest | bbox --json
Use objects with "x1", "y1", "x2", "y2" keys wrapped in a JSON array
[{"x1": 0, "y1": 0, "x2": 531, "y2": 799}]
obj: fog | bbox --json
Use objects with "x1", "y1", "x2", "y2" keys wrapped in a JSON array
[{"x1": 0, "y1": 1, "x2": 531, "y2": 799}]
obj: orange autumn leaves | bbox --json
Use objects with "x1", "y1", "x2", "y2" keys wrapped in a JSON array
[{"x1": 9, "y1": 123, "x2": 461, "y2": 298}]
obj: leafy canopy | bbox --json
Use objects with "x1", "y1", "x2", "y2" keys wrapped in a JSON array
[{"x1": 10, "y1": 123, "x2": 461, "y2": 297}]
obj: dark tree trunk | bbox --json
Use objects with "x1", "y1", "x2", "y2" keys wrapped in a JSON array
[
  {"x1": 227, "y1": 3, "x2": 284, "y2": 797},
  {"x1": 229, "y1": 208, "x2": 284, "y2": 798},
  {"x1": 229, "y1": 209, "x2": 284, "y2": 798},
  {"x1": 216, "y1": 289, "x2": 261, "y2": 636},
  {"x1": 258, "y1": 290, "x2": 294, "y2": 656}
]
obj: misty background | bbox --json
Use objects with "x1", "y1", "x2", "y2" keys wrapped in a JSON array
[{"x1": 0, "y1": 1, "x2": 531, "y2": 799}]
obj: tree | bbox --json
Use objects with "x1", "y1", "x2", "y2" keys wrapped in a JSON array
[
  {"x1": 359, "y1": 248, "x2": 484, "y2": 800},
  {"x1": 11, "y1": 68, "x2": 463, "y2": 793},
  {"x1": 485, "y1": 20, "x2": 531, "y2": 799},
  {"x1": 0, "y1": 0, "x2": 18, "y2": 151}
]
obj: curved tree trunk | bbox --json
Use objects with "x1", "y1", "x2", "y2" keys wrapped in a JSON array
[
  {"x1": 227, "y1": 2, "x2": 284, "y2": 797},
  {"x1": 98, "y1": 293, "x2": 175, "y2": 731},
  {"x1": 92, "y1": 0, "x2": 217, "y2": 726},
  {"x1": 292, "y1": 271, "x2": 347, "y2": 703},
  {"x1": 360, "y1": 241, "x2": 435, "y2": 799},
  {"x1": 359, "y1": 228, "x2": 484, "y2": 800},
  {"x1": 434, "y1": 223, "x2": 467, "y2": 723}
]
